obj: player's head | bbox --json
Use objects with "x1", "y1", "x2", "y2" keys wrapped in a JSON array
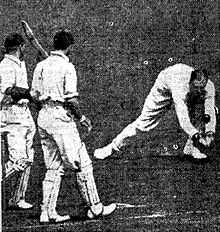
[
  {"x1": 186, "y1": 69, "x2": 208, "y2": 103},
  {"x1": 53, "y1": 29, "x2": 74, "y2": 52},
  {"x1": 189, "y1": 69, "x2": 208, "y2": 91},
  {"x1": 4, "y1": 33, "x2": 25, "y2": 55}
]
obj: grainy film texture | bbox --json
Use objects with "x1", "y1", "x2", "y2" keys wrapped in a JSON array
[{"x1": 0, "y1": 0, "x2": 219, "y2": 231}]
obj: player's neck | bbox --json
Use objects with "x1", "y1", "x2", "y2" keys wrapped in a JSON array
[
  {"x1": 8, "y1": 51, "x2": 20, "y2": 60},
  {"x1": 56, "y1": 50, "x2": 66, "y2": 55}
]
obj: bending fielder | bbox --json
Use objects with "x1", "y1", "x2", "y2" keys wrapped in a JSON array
[
  {"x1": 31, "y1": 30, "x2": 116, "y2": 223},
  {"x1": 94, "y1": 63, "x2": 216, "y2": 160}
]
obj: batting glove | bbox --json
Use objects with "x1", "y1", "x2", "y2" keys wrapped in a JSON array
[{"x1": 80, "y1": 115, "x2": 92, "y2": 133}]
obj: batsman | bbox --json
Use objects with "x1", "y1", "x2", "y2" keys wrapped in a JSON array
[
  {"x1": 31, "y1": 30, "x2": 116, "y2": 223},
  {"x1": 94, "y1": 63, "x2": 216, "y2": 160},
  {"x1": 0, "y1": 33, "x2": 36, "y2": 209}
]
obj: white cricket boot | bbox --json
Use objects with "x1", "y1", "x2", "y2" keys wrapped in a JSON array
[
  {"x1": 40, "y1": 211, "x2": 70, "y2": 223},
  {"x1": 87, "y1": 203, "x2": 117, "y2": 219},
  {"x1": 94, "y1": 143, "x2": 115, "y2": 160},
  {"x1": 76, "y1": 165, "x2": 117, "y2": 219},
  {"x1": 17, "y1": 199, "x2": 33, "y2": 209},
  {"x1": 191, "y1": 148, "x2": 207, "y2": 159},
  {"x1": 8, "y1": 198, "x2": 33, "y2": 209},
  {"x1": 8, "y1": 166, "x2": 32, "y2": 209}
]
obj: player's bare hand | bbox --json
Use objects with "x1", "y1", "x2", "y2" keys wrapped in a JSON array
[
  {"x1": 80, "y1": 115, "x2": 92, "y2": 133},
  {"x1": 192, "y1": 132, "x2": 214, "y2": 152}
]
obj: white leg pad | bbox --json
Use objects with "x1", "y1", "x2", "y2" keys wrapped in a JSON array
[
  {"x1": 48, "y1": 169, "x2": 63, "y2": 217},
  {"x1": 13, "y1": 165, "x2": 31, "y2": 203},
  {"x1": 76, "y1": 164, "x2": 102, "y2": 215},
  {"x1": 41, "y1": 168, "x2": 63, "y2": 216}
]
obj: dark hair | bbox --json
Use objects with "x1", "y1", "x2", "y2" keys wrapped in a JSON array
[
  {"x1": 53, "y1": 30, "x2": 74, "y2": 50},
  {"x1": 190, "y1": 69, "x2": 208, "y2": 88},
  {"x1": 4, "y1": 33, "x2": 25, "y2": 53}
]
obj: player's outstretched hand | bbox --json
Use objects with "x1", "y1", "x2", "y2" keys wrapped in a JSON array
[
  {"x1": 192, "y1": 132, "x2": 214, "y2": 151},
  {"x1": 204, "y1": 131, "x2": 215, "y2": 147},
  {"x1": 80, "y1": 115, "x2": 92, "y2": 133}
]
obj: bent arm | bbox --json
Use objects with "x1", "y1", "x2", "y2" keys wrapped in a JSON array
[
  {"x1": 65, "y1": 97, "x2": 83, "y2": 120},
  {"x1": 173, "y1": 95, "x2": 198, "y2": 137}
]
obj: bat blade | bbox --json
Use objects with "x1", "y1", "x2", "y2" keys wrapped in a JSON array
[
  {"x1": 21, "y1": 20, "x2": 34, "y2": 39},
  {"x1": 21, "y1": 20, "x2": 49, "y2": 59}
]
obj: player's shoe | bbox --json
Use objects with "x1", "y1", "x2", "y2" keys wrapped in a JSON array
[
  {"x1": 40, "y1": 211, "x2": 70, "y2": 224},
  {"x1": 190, "y1": 150, "x2": 207, "y2": 159},
  {"x1": 184, "y1": 150, "x2": 207, "y2": 159},
  {"x1": 94, "y1": 144, "x2": 114, "y2": 160},
  {"x1": 87, "y1": 203, "x2": 117, "y2": 219},
  {"x1": 8, "y1": 199, "x2": 33, "y2": 209}
]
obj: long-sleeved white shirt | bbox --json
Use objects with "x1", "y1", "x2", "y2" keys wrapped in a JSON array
[
  {"x1": 31, "y1": 51, "x2": 78, "y2": 102},
  {"x1": 0, "y1": 55, "x2": 28, "y2": 103},
  {"x1": 144, "y1": 63, "x2": 216, "y2": 136}
]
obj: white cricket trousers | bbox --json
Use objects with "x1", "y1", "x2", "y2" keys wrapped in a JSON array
[
  {"x1": 37, "y1": 105, "x2": 91, "y2": 170},
  {"x1": 112, "y1": 93, "x2": 171, "y2": 150},
  {"x1": 1, "y1": 104, "x2": 35, "y2": 201}
]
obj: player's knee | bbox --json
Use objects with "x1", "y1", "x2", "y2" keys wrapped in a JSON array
[
  {"x1": 135, "y1": 115, "x2": 159, "y2": 132},
  {"x1": 78, "y1": 163, "x2": 93, "y2": 176},
  {"x1": 131, "y1": 118, "x2": 147, "y2": 133}
]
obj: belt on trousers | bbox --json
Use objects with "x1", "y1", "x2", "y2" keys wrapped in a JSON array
[
  {"x1": 16, "y1": 102, "x2": 28, "y2": 107},
  {"x1": 43, "y1": 100, "x2": 64, "y2": 107}
]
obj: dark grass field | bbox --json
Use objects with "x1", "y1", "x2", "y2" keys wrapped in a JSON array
[
  {"x1": 2, "y1": 143, "x2": 220, "y2": 231},
  {"x1": 1, "y1": 0, "x2": 220, "y2": 231}
]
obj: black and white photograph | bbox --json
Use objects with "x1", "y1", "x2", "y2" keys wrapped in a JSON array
[{"x1": 0, "y1": 0, "x2": 219, "y2": 231}]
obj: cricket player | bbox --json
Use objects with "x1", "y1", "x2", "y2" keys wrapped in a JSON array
[
  {"x1": 31, "y1": 30, "x2": 116, "y2": 223},
  {"x1": 0, "y1": 33, "x2": 36, "y2": 209},
  {"x1": 94, "y1": 63, "x2": 216, "y2": 160}
]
